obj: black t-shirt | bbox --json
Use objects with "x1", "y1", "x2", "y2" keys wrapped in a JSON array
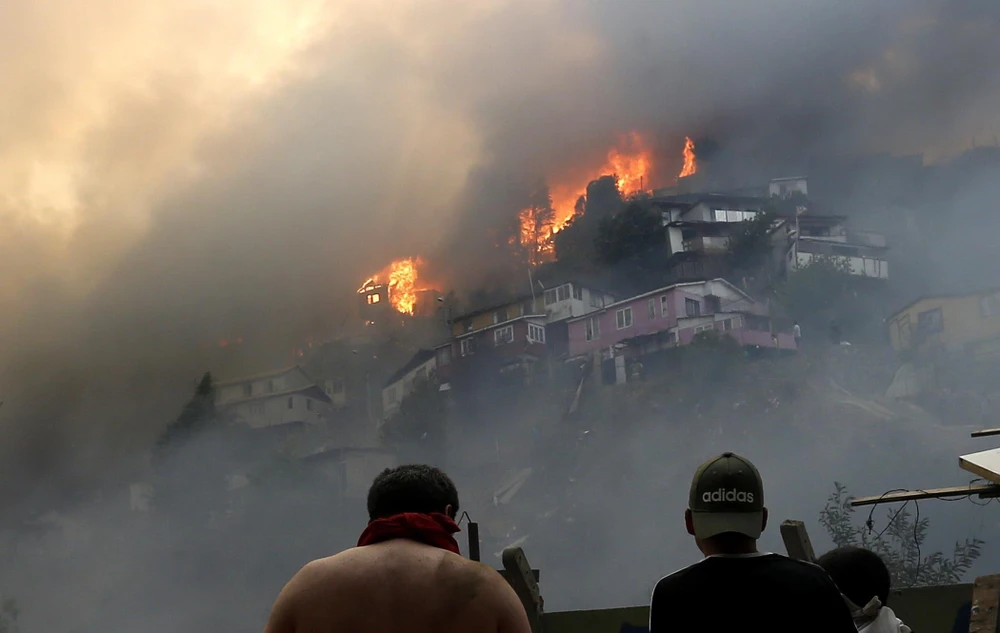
[{"x1": 649, "y1": 552, "x2": 857, "y2": 632}]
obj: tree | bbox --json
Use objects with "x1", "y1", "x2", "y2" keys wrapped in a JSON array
[
  {"x1": 725, "y1": 210, "x2": 778, "y2": 286},
  {"x1": 594, "y1": 202, "x2": 665, "y2": 266},
  {"x1": 553, "y1": 176, "x2": 623, "y2": 266},
  {"x1": 819, "y1": 482, "x2": 984, "y2": 587},
  {"x1": 774, "y1": 255, "x2": 874, "y2": 340},
  {"x1": 156, "y1": 372, "x2": 216, "y2": 454},
  {"x1": 380, "y1": 375, "x2": 448, "y2": 456},
  {"x1": 519, "y1": 183, "x2": 556, "y2": 267}
]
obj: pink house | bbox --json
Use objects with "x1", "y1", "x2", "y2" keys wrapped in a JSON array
[{"x1": 566, "y1": 278, "x2": 797, "y2": 358}]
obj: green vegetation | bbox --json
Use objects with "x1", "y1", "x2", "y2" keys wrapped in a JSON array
[
  {"x1": 819, "y1": 483, "x2": 984, "y2": 587},
  {"x1": 379, "y1": 375, "x2": 448, "y2": 454}
]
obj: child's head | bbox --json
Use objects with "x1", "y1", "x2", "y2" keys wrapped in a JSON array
[{"x1": 816, "y1": 546, "x2": 892, "y2": 608}]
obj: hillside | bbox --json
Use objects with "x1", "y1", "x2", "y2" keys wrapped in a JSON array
[{"x1": 439, "y1": 342, "x2": 996, "y2": 611}]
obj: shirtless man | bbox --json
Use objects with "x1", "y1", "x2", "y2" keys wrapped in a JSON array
[{"x1": 263, "y1": 464, "x2": 532, "y2": 633}]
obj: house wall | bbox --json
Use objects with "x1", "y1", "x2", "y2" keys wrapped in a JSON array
[
  {"x1": 450, "y1": 298, "x2": 544, "y2": 336},
  {"x1": 887, "y1": 292, "x2": 1000, "y2": 355},
  {"x1": 226, "y1": 392, "x2": 331, "y2": 429},
  {"x1": 567, "y1": 282, "x2": 762, "y2": 357},
  {"x1": 544, "y1": 285, "x2": 615, "y2": 322},
  {"x1": 382, "y1": 356, "x2": 437, "y2": 419},
  {"x1": 794, "y1": 251, "x2": 889, "y2": 279},
  {"x1": 216, "y1": 367, "x2": 312, "y2": 405},
  {"x1": 768, "y1": 177, "x2": 808, "y2": 197}
]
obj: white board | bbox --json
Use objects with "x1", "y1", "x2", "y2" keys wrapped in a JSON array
[{"x1": 960, "y1": 448, "x2": 1000, "y2": 484}]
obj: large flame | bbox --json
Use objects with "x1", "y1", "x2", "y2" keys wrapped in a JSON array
[
  {"x1": 358, "y1": 257, "x2": 426, "y2": 315},
  {"x1": 678, "y1": 136, "x2": 697, "y2": 178},
  {"x1": 517, "y1": 131, "x2": 654, "y2": 264}
]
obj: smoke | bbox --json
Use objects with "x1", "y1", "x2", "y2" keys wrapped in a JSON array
[{"x1": 3, "y1": 0, "x2": 1000, "y2": 629}]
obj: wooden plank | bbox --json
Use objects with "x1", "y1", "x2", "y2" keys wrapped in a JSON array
[
  {"x1": 961, "y1": 449, "x2": 1000, "y2": 485},
  {"x1": 972, "y1": 428, "x2": 1000, "y2": 438},
  {"x1": 851, "y1": 484, "x2": 1000, "y2": 507},
  {"x1": 780, "y1": 520, "x2": 816, "y2": 562},
  {"x1": 502, "y1": 547, "x2": 544, "y2": 633},
  {"x1": 969, "y1": 574, "x2": 1000, "y2": 633}
]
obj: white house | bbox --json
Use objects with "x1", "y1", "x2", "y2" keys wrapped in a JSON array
[
  {"x1": 381, "y1": 349, "x2": 438, "y2": 420},
  {"x1": 541, "y1": 281, "x2": 617, "y2": 322},
  {"x1": 768, "y1": 176, "x2": 809, "y2": 198},
  {"x1": 788, "y1": 214, "x2": 889, "y2": 279},
  {"x1": 215, "y1": 365, "x2": 333, "y2": 430}
]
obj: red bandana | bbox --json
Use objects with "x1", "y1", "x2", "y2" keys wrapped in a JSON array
[{"x1": 357, "y1": 512, "x2": 462, "y2": 555}]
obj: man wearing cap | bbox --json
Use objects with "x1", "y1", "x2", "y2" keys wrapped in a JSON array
[{"x1": 649, "y1": 452, "x2": 856, "y2": 632}]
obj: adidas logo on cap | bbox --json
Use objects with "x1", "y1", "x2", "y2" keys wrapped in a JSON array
[{"x1": 702, "y1": 488, "x2": 755, "y2": 503}]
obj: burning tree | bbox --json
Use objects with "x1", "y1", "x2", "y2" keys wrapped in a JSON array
[{"x1": 518, "y1": 183, "x2": 556, "y2": 267}]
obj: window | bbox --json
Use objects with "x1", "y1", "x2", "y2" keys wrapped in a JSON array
[
  {"x1": 722, "y1": 318, "x2": 734, "y2": 331},
  {"x1": 464, "y1": 321, "x2": 473, "y2": 333},
  {"x1": 732, "y1": 316, "x2": 742, "y2": 329},
  {"x1": 306, "y1": 399, "x2": 313, "y2": 411},
  {"x1": 572, "y1": 285, "x2": 583, "y2": 300},
  {"x1": 648, "y1": 298, "x2": 656, "y2": 320},
  {"x1": 367, "y1": 293, "x2": 380, "y2": 304},
  {"x1": 705, "y1": 295, "x2": 721, "y2": 314},
  {"x1": 585, "y1": 316, "x2": 600, "y2": 341},
  {"x1": 460, "y1": 338, "x2": 474, "y2": 356},
  {"x1": 590, "y1": 294, "x2": 605, "y2": 308},
  {"x1": 616, "y1": 307, "x2": 633, "y2": 330},
  {"x1": 267, "y1": 379, "x2": 275, "y2": 393},
  {"x1": 694, "y1": 324, "x2": 713, "y2": 333},
  {"x1": 493, "y1": 308, "x2": 507, "y2": 324},
  {"x1": 528, "y1": 323, "x2": 546, "y2": 343},
  {"x1": 544, "y1": 285, "x2": 570, "y2": 305},
  {"x1": 522, "y1": 300, "x2": 534, "y2": 315},
  {"x1": 685, "y1": 298, "x2": 701, "y2": 317},
  {"x1": 917, "y1": 308, "x2": 944, "y2": 335},
  {"x1": 714, "y1": 209, "x2": 758, "y2": 222},
  {"x1": 287, "y1": 397, "x2": 294, "y2": 409},
  {"x1": 982, "y1": 293, "x2": 1000, "y2": 318},
  {"x1": 250, "y1": 402, "x2": 265, "y2": 416},
  {"x1": 243, "y1": 383, "x2": 253, "y2": 397},
  {"x1": 494, "y1": 325, "x2": 514, "y2": 345},
  {"x1": 660, "y1": 295, "x2": 669, "y2": 317},
  {"x1": 328, "y1": 378, "x2": 345, "y2": 394}
]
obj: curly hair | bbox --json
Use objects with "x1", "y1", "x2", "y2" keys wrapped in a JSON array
[{"x1": 366, "y1": 464, "x2": 460, "y2": 520}]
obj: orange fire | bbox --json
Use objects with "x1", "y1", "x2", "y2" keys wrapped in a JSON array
[
  {"x1": 358, "y1": 257, "x2": 426, "y2": 315},
  {"x1": 517, "y1": 131, "x2": 655, "y2": 263},
  {"x1": 678, "y1": 136, "x2": 697, "y2": 178}
]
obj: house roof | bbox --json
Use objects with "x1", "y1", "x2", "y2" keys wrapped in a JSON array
[
  {"x1": 454, "y1": 294, "x2": 535, "y2": 322},
  {"x1": 215, "y1": 365, "x2": 304, "y2": 387},
  {"x1": 383, "y1": 349, "x2": 437, "y2": 388},
  {"x1": 769, "y1": 176, "x2": 808, "y2": 182},
  {"x1": 566, "y1": 278, "x2": 755, "y2": 323}
]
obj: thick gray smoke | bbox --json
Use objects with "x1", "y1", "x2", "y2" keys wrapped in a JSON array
[{"x1": 2, "y1": 0, "x2": 1000, "y2": 630}]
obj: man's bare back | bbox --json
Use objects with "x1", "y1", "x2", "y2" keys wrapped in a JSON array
[{"x1": 263, "y1": 539, "x2": 532, "y2": 633}]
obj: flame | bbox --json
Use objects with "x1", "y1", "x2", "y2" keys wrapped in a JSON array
[
  {"x1": 358, "y1": 257, "x2": 427, "y2": 315},
  {"x1": 678, "y1": 136, "x2": 697, "y2": 178},
  {"x1": 517, "y1": 131, "x2": 654, "y2": 263}
]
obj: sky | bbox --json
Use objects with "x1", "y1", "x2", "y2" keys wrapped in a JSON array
[{"x1": 2, "y1": 0, "x2": 1000, "y2": 629}]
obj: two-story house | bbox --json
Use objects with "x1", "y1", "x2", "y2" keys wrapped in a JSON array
[
  {"x1": 886, "y1": 289, "x2": 1000, "y2": 361},
  {"x1": 381, "y1": 349, "x2": 437, "y2": 420},
  {"x1": 566, "y1": 278, "x2": 797, "y2": 360},
  {"x1": 433, "y1": 281, "x2": 617, "y2": 381},
  {"x1": 214, "y1": 365, "x2": 333, "y2": 430},
  {"x1": 787, "y1": 212, "x2": 889, "y2": 279}
]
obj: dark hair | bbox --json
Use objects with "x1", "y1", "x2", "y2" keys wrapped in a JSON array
[
  {"x1": 816, "y1": 546, "x2": 892, "y2": 607},
  {"x1": 366, "y1": 464, "x2": 460, "y2": 521}
]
